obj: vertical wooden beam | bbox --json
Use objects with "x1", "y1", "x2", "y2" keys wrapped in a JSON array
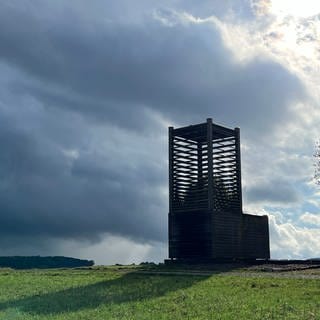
[
  {"x1": 265, "y1": 215, "x2": 270, "y2": 259},
  {"x1": 207, "y1": 118, "x2": 213, "y2": 211},
  {"x1": 168, "y1": 126, "x2": 174, "y2": 213},
  {"x1": 197, "y1": 141, "x2": 203, "y2": 187},
  {"x1": 235, "y1": 127, "x2": 243, "y2": 212}
]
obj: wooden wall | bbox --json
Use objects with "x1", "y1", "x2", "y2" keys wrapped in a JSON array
[
  {"x1": 212, "y1": 211, "x2": 242, "y2": 259},
  {"x1": 169, "y1": 211, "x2": 212, "y2": 259},
  {"x1": 168, "y1": 210, "x2": 270, "y2": 260},
  {"x1": 241, "y1": 214, "x2": 270, "y2": 259}
]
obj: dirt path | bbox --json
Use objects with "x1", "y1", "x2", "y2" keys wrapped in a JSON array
[{"x1": 135, "y1": 270, "x2": 320, "y2": 279}]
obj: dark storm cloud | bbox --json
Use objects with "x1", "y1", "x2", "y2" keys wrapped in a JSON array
[
  {"x1": 0, "y1": 110, "x2": 166, "y2": 242},
  {"x1": 0, "y1": 2, "x2": 306, "y2": 130},
  {"x1": 0, "y1": 1, "x2": 308, "y2": 247}
]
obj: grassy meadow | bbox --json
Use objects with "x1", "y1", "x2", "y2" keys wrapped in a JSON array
[{"x1": 0, "y1": 265, "x2": 319, "y2": 320}]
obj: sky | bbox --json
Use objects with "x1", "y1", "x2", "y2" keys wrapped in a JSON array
[{"x1": 1, "y1": 0, "x2": 320, "y2": 264}]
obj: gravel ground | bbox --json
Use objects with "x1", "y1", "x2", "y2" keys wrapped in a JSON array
[{"x1": 135, "y1": 264, "x2": 320, "y2": 279}]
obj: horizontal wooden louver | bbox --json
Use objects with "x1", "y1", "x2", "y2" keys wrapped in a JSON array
[{"x1": 170, "y1": 120, "x2": 241, "y2": 213}]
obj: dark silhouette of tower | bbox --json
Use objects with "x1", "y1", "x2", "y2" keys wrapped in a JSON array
[{"x1": 168, "y1": 118, "x2": 270, "y2": 261}]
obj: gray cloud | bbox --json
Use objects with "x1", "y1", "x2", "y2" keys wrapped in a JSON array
[
  {"x1": 0, "y1": 2, "x2": 306, "y2": 130},
  {"x1": 0, "y1": 0, "x2": 311, "y2": 259},
  {"x1": 245, "y1": 178, "x2": 300, "y2": 205},
  {"x1": 0, "y1": 104, "x2": 166, "y2": 242}
]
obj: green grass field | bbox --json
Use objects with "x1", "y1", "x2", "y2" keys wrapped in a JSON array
[{"x1": 0, "y1": 265, "x2": 319, "y2": 320}]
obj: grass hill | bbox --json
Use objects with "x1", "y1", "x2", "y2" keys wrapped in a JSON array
[{"x1": 0, "y1": 264, "x2": 319, "y2": 319}]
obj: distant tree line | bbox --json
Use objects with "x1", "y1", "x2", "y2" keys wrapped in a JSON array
[{"x1": 0, "y1": 256, "x2": 94, "y2": 269}]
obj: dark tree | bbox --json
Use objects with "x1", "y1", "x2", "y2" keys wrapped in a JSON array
[{"x1": 0, "y1": 256, "x2": 94, "y2": 269}]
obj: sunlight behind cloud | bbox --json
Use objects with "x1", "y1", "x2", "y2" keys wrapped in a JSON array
[{"x1": 270, "y1": 0, "x2": 320, "y2": 17}]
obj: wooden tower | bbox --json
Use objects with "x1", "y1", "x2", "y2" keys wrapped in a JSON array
[{"x1": 168, "y1": 118, "x2": 270, "y2": 261}]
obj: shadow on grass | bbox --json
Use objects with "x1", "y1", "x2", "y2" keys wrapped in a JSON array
[{"x1": 0, "y1": 271, "x2": 209, "y2": 315}]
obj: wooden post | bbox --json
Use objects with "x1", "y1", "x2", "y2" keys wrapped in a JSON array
[
  {"x1": 197, "y1": 141, "x2": 203, "y2": 187},
  {"x1": 235, "y1": 127, "x2": 243, "y2": 212},
  {"x1": 168, "y1": 126, "x2": 174, "y2": 213},
  {"x1": 207, "y1": 118, "x2": 213, "y2": 211}
]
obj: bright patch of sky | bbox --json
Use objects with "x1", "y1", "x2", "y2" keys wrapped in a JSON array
[{"x1": 270, "y1": 0, "x2": 320, "y2": 18}]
